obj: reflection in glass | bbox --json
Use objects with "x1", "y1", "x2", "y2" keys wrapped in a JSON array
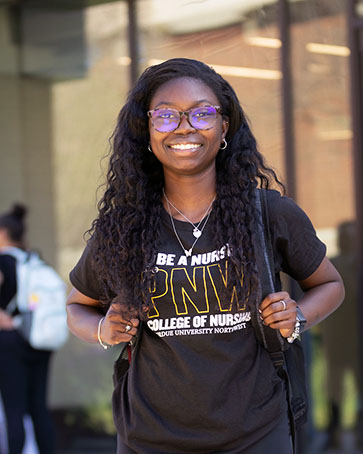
[
  {"x1": 289, "y1": 0, "x2": 352, "y2": 228},
  {"x1": 356, "y1": 0, "x2": 363, "y2": 17},
  {"x1": 289, "y1": 1, "x2": 357, "y2": 453}
]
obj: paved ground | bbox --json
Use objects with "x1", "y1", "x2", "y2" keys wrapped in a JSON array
[
  {"x1": 303, "y1": 430, "x2": 363, "y2": 454},
  {"x1": 19, "y1": 416, "x2": 363, "y2": 454}
]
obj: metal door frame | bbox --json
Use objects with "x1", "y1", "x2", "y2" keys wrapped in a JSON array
[{"x1": 347, "y1": 0, "x2": 363, "y2": 393}]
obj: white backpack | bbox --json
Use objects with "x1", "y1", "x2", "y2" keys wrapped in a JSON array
[{"x1": 4, "y1": 247, "x2": 68, "y2": 350}]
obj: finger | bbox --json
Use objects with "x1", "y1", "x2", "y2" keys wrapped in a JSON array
[
  {"x1": 262, "y1": 309, "x2": 289, "y2": 327},
  {"x1": 262, "y1": 298, "x2": 294, "y2": 318},
  {"x1": 128, "y1": 318, "x2": 140, "y2": 327},
  {"x1": 103, "y1": 318, "x2": 139, "y2": 344},
  {"x1": 118, "y1": 321, "x2": 138, "y2": 336},
  {"x1": 274, "y1": 322, "x2": 296, "y2": 339},
  {"x1": 115, "y1": 326, "x2": 138, "y2": 343},
  {"x1": 106, "y1": 304, "x2": 124, "y2": 319},
  {"x1": 280, "y1": 327, "x2": 295, "y2": 338},
  {"x1": 262, "y1": 300, "x2": 296, "y2": 323},
  {"x1": 259, "y1": 291, "x2": 290, "y2": 312},
  {"x1": 267, "y1": 317, "x2": 295, "y2": 328},
  {"x1": 266, "y1": 319, "x2": 296, "y2": 338},
  {"x1": 107, "y1": 304, "x2": 140, "y2": 324},
  {"x1": 109, "y1": 301, "x2": 139, "y2": 318},
  {"x1": 263, "y1": 309, "x2": 294, "y2": 326},
  {"x1": 261, "y1": 302, "x2": 297, "y2": 340},
  {"x1": 107, "y1": 317, "x2": 140, "y2": 335},
  {"x1": 104, "y1": 325, "x2": 138, "y2": 345}
]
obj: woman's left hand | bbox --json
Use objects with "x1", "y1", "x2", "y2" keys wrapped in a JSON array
[{"x1": 259, "y1": 291, "x2": 297, "y2": 338}]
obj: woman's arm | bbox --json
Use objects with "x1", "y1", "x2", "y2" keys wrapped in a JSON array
[
  {"x1": 259, "y1": 256, "x2": 344, "y2": 338},
  {"x1": 66, "y1": 287, "x2": 139, "y2": 346},
  {"x1": 296, "y1": 256, "x2": 344, "y2": 330}
]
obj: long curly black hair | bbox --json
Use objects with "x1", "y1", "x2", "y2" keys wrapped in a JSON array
[{"x1": 88, "y1": 58, "x2": 284, "y2": 314}]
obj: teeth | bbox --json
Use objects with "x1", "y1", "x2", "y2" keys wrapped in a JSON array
[{"x1": 169, "y1": 143, "x2": 202, "y2": 150}]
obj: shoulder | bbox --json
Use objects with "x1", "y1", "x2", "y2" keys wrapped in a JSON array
[
  {"x1": 264, "y1": 189, "x2": 315, "y2": 233},
  {"x1": 69, "y1": 237, "x2": 102, "y2": 300},
  {"x1": 262, "y1": 190, "x2": 326, "y2": 280},
  {"x1": 265, "y1": 189, "x2": 302, "y2": 216}
]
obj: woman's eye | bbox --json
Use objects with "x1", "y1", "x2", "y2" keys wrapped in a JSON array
[
  {"x1": 159, "y1": 111, "x2": 177, "y2": 119},
  {"x1": 193, "y1": 109, "x2": 212, "y2": 118}
]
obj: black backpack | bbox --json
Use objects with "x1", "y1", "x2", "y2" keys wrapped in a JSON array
[{"x1": 253, "y1": 188, "x2": 308, "y2": 452}]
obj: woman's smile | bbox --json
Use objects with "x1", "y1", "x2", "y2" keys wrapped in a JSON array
[{"x1": 167, "y1": 141, "x2": 203, "y2": 152}]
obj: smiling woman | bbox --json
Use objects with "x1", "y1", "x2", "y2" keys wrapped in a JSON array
[{"x1": 66, "y1": 58, "x2": 344, "y2": 454}]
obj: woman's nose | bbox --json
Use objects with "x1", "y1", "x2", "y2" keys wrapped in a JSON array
[{"x1": 175, "y1": 112, "x2": 196, "y2": 132}]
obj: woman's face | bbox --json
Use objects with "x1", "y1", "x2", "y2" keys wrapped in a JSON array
[{"x1": 148, "y1": 77, "x2": 229, "y2": 177}]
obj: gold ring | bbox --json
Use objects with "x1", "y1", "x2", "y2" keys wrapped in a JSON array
[{"x1": 280, "y1": 300, "x2": 287, "y2": 311}]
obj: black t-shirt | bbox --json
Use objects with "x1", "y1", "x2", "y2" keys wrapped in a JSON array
[
  {"x1": 70, "y1": 190, "x2": 326, "y2": 453},
  {"x1": 0, "y1": 254, "x2": 17, "y2": 310}
]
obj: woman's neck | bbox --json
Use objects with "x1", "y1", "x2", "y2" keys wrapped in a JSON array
[
  {"x1": 0, "y1": 232, "x2": 20, "y2": 250},
  {"x1": 163, "y1": 173, "x2": 217, "y2": 223}
]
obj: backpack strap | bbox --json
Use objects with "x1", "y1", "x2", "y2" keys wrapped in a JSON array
[
  {"x1": 256, "y1": 189, "x2": 309, "y2": 451},
  {"x1": 119, "y1": 321, "x2": 143, "y2": 363},
  {"x1": 254, "y1": 188, "x2": 287, "y2": 355},
  {"x1": 113, "y1": 322, "x2": 143, "y2": 385},
  {"x1": 2, "y1": 248, "x2": 29, "y2": 315}
]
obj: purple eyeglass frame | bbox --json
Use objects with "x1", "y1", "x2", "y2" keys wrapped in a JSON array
[{"x1": 147, "y1": 105, "x2": 222, "y2": 132}]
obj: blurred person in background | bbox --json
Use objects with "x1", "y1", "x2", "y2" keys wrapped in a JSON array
[
  {"x1": 321, "y1": 220, "x2": 361, "y2": 450},
  {"x1": 0, "y1": 204, "x2": 54, "y2": 454},
  {"x1": 67, "y1": 58, "x2": 344, "y2": 454}
]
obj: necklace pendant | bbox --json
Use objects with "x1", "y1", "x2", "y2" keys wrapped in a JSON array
[
  {"x1": 185, "y1": 248, "x2": 192, "y2": 257},
  {"x1": 193, "y1": 228, "x2": 202, "y2": 238}
]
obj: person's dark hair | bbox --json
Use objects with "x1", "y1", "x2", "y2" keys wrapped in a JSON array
[
  {"x1": 88, "y1": 58, "x2": 284, "y2": 314},
  {"x1": 0, "y1": 203, "x2": 27, "y2": 244}
]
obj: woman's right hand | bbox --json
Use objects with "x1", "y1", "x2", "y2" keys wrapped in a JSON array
[
  {"x1": 99, "y1": 301, "x2": 139, "y2": 346},
  {"x1": 66, "y1": 287, "x2": 140, "y2": 346}
]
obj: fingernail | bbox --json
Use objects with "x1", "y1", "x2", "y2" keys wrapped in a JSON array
[{"x1": 258, "y1": 309, "x2": 262, "y2": 313}]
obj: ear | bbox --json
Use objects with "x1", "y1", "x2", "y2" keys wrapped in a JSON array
[{"x1": 221, "y1": 117, "x2": 229, "y2": 139}]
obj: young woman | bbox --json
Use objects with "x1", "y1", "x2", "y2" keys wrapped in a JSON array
[
  {"x1": 67, "y1": 58, "x2": 344, "y2": 454},
  {"x1": 0, "y1": 205, "x2": 55, "y2": 454}
]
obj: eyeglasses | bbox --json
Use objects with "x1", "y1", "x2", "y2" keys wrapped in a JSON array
[{"x1": 147, "y1": 105, "x2": 222, "y2": 133}]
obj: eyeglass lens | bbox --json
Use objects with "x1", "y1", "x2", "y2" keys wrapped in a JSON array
[{"x1": 150, "y1": 106, "x2": 218, "y2": 132}]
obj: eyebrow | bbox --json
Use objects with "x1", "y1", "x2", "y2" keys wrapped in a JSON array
[{"x1": 153, "y1": 99, "x2": 215, "y2": 109}]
